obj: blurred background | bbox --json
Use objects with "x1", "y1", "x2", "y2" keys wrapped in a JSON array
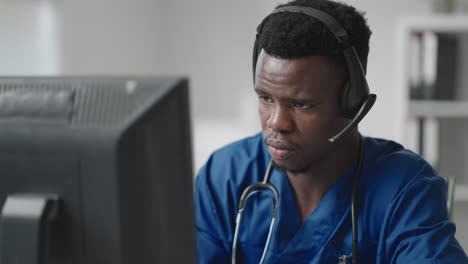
[{"x1": 1, "y1": 0, "x2": 468, "y2": 251}]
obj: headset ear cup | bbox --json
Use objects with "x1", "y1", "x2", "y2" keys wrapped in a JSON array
[
  {"x1": 341, "y1": 80, "x2": 370, "y2": 119},
  {"x1": 341, "y1": 46, "x2": 370, "y2": 119},
  {"x1": 340, "y1": 82, "x2": 352, "y2": 118}
]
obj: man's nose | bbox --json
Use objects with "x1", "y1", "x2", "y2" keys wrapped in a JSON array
[{"x1": 266, "y1": 105, "x2": 295, "y2": 133}]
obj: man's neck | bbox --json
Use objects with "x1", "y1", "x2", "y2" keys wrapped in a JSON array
[{"x1": 286, "y1": 131, "x2": 361, "y2": 222}]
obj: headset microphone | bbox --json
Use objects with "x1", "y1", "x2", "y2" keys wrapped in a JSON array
[{"x1": 328, "y1": 94, "x2": 376, "y2": 143}]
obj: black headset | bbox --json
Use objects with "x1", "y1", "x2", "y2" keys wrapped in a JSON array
[
  {"x1": 252, "y1": 6, "x2": 377, "y2": 264},
  {"x1": 252, "y1": 5, "x2": 377, "y2": 144}
]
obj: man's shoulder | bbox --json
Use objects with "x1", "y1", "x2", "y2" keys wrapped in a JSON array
[
  {"x1": 361, "y1": 137, "x2": 446, "y2": 225},
  {"x1": 196, "y1": 132, "x2": 269, "y2": 186},
  {"x1": 364, "y1": 136, "x2": 436, "y2": 179},
  {"x1": 210, "y1": 133, "x2": 266, "y2": 161},
  {"x1": 363, "y1": 136, "x2": 443, "y2": 201}
]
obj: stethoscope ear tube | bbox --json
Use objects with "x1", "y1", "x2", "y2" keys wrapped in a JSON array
[
  {"x1": 351, "y1": 136, "x2": 364, "y2": 264},
  {"x1": 232, "y1": 160, "x2": 279, "y2": 264}
]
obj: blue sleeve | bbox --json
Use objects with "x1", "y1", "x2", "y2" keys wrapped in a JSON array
[
  {"x1": 194, "y1": 164, "x2": 230, "y2": 264},
  {"x1": 383, "y1": 164, "x2": 468, "y2": 263}
]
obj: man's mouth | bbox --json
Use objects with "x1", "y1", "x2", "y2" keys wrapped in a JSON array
[
  {"x1": 268, "y1": 145, "x2": 295, "y2": 160},
  {"x1": 266, "y1": 140, "x2": 297, "y2": 160}
]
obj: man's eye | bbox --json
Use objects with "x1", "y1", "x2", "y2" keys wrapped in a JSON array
[
  {"x1": 259, "y1": 96, "x2": 273, "y2": 104},
  {"x1": 294, "y1": 103, "x2": 312, "y2": 109}
]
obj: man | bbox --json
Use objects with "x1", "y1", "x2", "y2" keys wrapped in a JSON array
[{"x1": 195, "y1": 0, "x2": 468, "y2": 263}]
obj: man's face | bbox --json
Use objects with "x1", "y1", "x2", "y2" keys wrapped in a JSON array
[{"x1": 255, "y1": 50, "x2": 350, "y2": 173}]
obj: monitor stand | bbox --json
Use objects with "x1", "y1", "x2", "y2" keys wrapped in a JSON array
[{"x1": 0, "y1": 194, "x2": 59, "y2": 264}]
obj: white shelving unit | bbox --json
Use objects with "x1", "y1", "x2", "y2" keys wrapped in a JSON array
[
  {"x1": 396, "y1": 14, "x2": 468, "y2": 184},
  {"x1": 394, "y1": 15, "x2": 468, "y2": 143},
  {"x1": 396, "y1": 15, "x2": 468, "y2": 249},
  {"x1": 456, "y1": 185, "x2": 468, "y2": 202},
  {"x1": 408, "y1": 100, "x2": 468, "y2": 118}
]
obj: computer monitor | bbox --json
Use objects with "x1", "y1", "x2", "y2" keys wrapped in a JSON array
[{"x1": 0, "y1": 76, "x2": 195, "y2": 264}]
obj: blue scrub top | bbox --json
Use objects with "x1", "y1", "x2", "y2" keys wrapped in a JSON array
[{"x1": 195, "y1": 133, "x2": 468, "y2": 263}]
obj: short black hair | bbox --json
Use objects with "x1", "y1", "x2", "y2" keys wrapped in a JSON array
[{"x1": 256, "y1": 0, "x2": 372, "y2": 71}]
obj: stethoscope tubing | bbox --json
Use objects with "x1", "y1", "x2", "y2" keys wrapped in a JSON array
[
  {"x1": 232, "y1": 136, "x2": 364, "y2": 264},
  {"x1": 351, "y1": 135, "x2": 364, "y2": 264},
  {"x1": 231, "y1": 160, "x2": 279, "y2": 264}
]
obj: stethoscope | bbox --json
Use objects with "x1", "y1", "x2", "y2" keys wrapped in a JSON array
[{"x1": 231, "y1": 136, "x2": 365, "y2": 264}]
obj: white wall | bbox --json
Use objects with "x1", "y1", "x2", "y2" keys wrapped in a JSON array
[
  {"x1": 56, "y1": 0, "x2": 166, "y2": 75},
  {"x1": 0, "y1": 0, "x2": 60, "y2": 75}
]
